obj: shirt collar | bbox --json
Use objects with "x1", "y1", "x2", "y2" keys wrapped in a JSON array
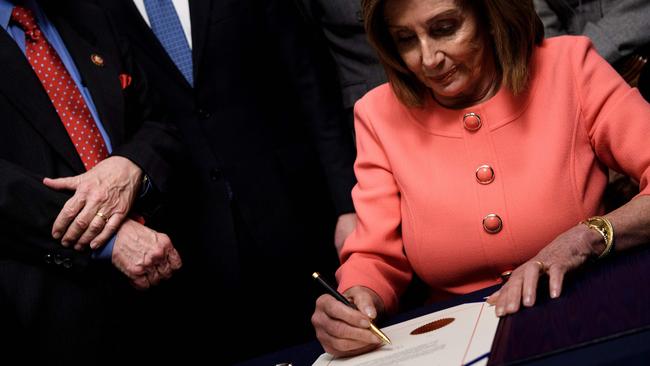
[
  {"x1": 0, "y1": 0, "x2": 13, "y2": 31},
  {"x1": 0, "y1": 0, "x2": 47, "y2": 31}
]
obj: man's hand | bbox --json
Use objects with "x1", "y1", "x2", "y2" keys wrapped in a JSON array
[
  {"x1": 112, "y1": 219, "x2": 182, "y2": 290},
  {"x1": 43, "y1": 156, "x2": 144, "y2": 251},
  {"x1": 334, "y1": 213, "x2": 357, "y2": 256}
]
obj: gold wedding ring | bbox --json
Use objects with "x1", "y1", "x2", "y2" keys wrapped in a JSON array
[
  {"x1": 534, "y1": 260, "x2": 545, "y2": 272},
  {"x1": 95, "y1": 212, "x2": 108, "y2": 223}
]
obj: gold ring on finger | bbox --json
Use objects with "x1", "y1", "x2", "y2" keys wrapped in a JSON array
[
  {"x1": 95, "y1": 211, "x2": 108, "y2": 223},
  {"x1": 534, "y1": 260, "x2": 546, "y2": 272}
]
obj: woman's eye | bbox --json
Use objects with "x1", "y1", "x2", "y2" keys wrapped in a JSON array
[
  {"x1": 395, "y1": 33, "x2": 416, "y2": 44},
  {"x1": 431, "y1": 21, "x2": 458, "y2": 36}
]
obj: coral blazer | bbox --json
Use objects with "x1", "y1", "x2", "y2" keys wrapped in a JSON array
[{"x1": 337, "y1": 36, "x2": 650, "y2": 313}]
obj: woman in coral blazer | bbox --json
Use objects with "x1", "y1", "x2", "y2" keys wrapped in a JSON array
[{"x1": 311, "y1": 0, "x2": 650, "y2": 358}]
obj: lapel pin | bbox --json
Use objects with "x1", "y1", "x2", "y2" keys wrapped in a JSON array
[{"x1": 91, "y1": 54, "x2": 104, "y2": 67}]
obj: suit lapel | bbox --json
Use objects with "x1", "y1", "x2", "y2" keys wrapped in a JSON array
[
  {"x1": 114, "y1": 0, "x2": 192, "y2": 89},
  {"x1": 48, "y1": 5, "x2": 126, "y2": 147},
  {"x1": 0, "y1": 30, "x2": 85, "y2": 172},
  {"x1": 189, "y1": 0, "x2": 211, "y2": 83}
]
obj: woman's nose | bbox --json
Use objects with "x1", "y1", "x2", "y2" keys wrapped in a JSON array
[{"x1": 421, "y1": 40, "x2": 443, "y2": 69}]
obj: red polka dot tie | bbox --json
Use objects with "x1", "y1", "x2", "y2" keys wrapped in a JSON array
[{"x1": 11, "y1": 6, "x2": 108, "y2": 170}]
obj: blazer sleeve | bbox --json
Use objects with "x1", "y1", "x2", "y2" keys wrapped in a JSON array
[
  {"x1": 533, "y1": 0, "x2": 567, "y2": 38},
  {"x1": 0, "y1": 160, "x2": 93, "y2": 271},
  {"x1": 573, "y1": 38, "x2": 650, "y2": 197},
  {"x1": 580, "y1": 0, "x2": 650, "y2": 63},
  {"x1": 336, "y1": 96, "x2": 412, "y2": 314},
  {"x1": 263, "y1": 0, "x2": 357, "y2": 215}
]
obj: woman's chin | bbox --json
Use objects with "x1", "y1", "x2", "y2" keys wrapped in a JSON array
[
  {"x1": 431, "y1": 87, "x2": 464, "y2": 101},
  {"x1": 429, "y1": 79, "x2": 473, "y2": 103}
]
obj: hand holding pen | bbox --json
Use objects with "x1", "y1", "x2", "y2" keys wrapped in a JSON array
[{"x1": 311, "y1": 272, "x2": 391, "y2": 358}]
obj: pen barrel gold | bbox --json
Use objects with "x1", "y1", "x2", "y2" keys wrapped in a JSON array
[{"x1": 368, "y1": 322, "x2": 392, "y2": 344}]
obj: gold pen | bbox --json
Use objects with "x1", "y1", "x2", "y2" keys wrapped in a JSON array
[{"x1": 312, "y1": 272, "x2": 392, "y2": 345}]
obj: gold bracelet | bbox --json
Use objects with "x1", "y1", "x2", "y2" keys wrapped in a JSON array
[{"x1": 581, "y1": 216, "x2": 615, "y2": 259}]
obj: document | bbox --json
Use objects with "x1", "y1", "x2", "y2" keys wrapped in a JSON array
[{"x1": 313, "y1": 302, "x2": 499, "y2": 366}]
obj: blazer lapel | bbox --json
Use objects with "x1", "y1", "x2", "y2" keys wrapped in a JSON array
[
  {"x1": 115, "y1": 0, "x2": 192, "y2": 90},
  {"x1": 189, "y1": 0, "x2": 211, "y2": 84},
  {"x1": 48, "y1": 5, "x2": 126, "y2": 147},
  {"x1": 0, "y1": 30, "x2": 85, "y2": 172}
]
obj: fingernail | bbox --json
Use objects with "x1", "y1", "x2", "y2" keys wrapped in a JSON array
[
  {"x1": 90, "y1": 242, "x2": 98, "y2": 250},
  {"x1": 363, "y1": 306, "x2": 376, "y2": 319},
  {"x1": 507, "y1": 303, "x2": 516, "y2": 312},
  {"x1": 524, "y1": 296, "x2": 532, "y2": 306},
  {"x1": 359, "y1": 319, "x2": 370, "y2": 328},
  {"x1": 53, "y1": 232, "x2": 61, "y2": 239},
  {"x1": 551, "y1": 290, "x2": 559, "y2": 298},
  {"x1": 61, "y1": 240, "x2": 69, "y2": 247},
  {"x1": 496, "y1": 307, "x2": 504, "y2": 317}
]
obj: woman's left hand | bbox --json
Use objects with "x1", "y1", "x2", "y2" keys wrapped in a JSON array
[{"x1": 487, "y1": 223, "x2": 602, "y2": 316}]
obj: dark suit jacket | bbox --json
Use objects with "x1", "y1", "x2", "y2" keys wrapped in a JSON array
[
  {"x1": 0, "y1": 1, "x2": 179, "y2": 362},
  {"x1": 298, "y1": 0, "x2": 387, "y2": 110},
  {"x1": 99, "y1": 0, "x2": 356, "y2": 363}
]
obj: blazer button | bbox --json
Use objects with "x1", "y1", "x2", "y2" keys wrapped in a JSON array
[
  {"x1": 356, "y1": 10, "x2": 364, "y2": 23},
  {"x1": 44, "y1": 253, "x2": 53, "y2": 264},
  {"x1": 197, "y1": 108, "x2": 211, "y2": 120},
  {"x1": 54, "y1": 254, "x2": 63, "y2": 265},
  {"x1": 63, "y1": 258, "x2": 72, "y2": 269},
  {"x1": 463, "y1": 112, "x2": 481, "y2": 131},
  {"x1": 483, "y1": 213, "x2": 502, "y2": 234},
  {"x1": 475, "y1": 164, "x2": 495, "y2": 184},
  {"x1": 209, "y1": 168, "x2": 222, "y2": 181}
]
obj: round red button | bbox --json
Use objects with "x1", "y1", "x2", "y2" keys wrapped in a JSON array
[
  {"x1": 475, "y1": 165, "x2": 495, "y2": 184},
  {"x1": 463, "y1": 113, "x2": 481, "y2": 131},
  {"x1": 483, "y1": 214, "x2": 502, "y2": 234}
]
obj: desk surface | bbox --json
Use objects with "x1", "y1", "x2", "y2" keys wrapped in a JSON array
[{"x1": 237, "y1": 246, "x2": 650, "y2": 366}]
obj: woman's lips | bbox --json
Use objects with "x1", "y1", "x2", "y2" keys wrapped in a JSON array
[{"x1": 430, "y1": 66, "x2": 457, "y2": 83}]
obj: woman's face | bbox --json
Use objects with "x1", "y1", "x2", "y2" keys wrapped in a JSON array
[{"x1": 384, "y1": 0, "x2": 496, "y2": 107}]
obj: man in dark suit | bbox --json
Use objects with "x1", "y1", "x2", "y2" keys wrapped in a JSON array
[
  {"x1": 0, "y1": 0, "x2": 182, "y2": 362},
  {"x1": 97, "y1": 0, "x2": 357, "y2": 363}
]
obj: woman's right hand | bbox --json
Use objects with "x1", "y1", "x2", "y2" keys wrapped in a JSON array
[{"x1": 311, "y1": 286, "x2": 386, "y2": 357}]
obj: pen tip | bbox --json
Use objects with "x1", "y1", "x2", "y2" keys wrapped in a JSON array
[{"x1": 312, "y1": 272, "x2": 320, "y2": 279}]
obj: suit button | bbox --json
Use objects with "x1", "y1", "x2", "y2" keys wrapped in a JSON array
[
  {"x1": 475, "y1": 165, "x2": 495, "y2": 184},
  {"x1": 197, "y1": 108, "x2": 211, "y2": 119},
  {"x1": 63, "y1": 258, "x2": 72, "y2": 269},
  {"x1": 356, "y1": 10, "x2": 364, "y2": 23},
  {"x1": 44, "y1": 253, "x2": 53, "y2": 264},
  {"x1": 54, "y1": 254, "x2": 63, "y2": 265},
  {"x1": 463, "y1": 112, "x2": 481, "y2": 131},
  {"x1": 483, "y1": 214, "x2": 502, "y2": 234},
  {"x1": 209, "y1": 168, "x2": 222, "y2": 181}
]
